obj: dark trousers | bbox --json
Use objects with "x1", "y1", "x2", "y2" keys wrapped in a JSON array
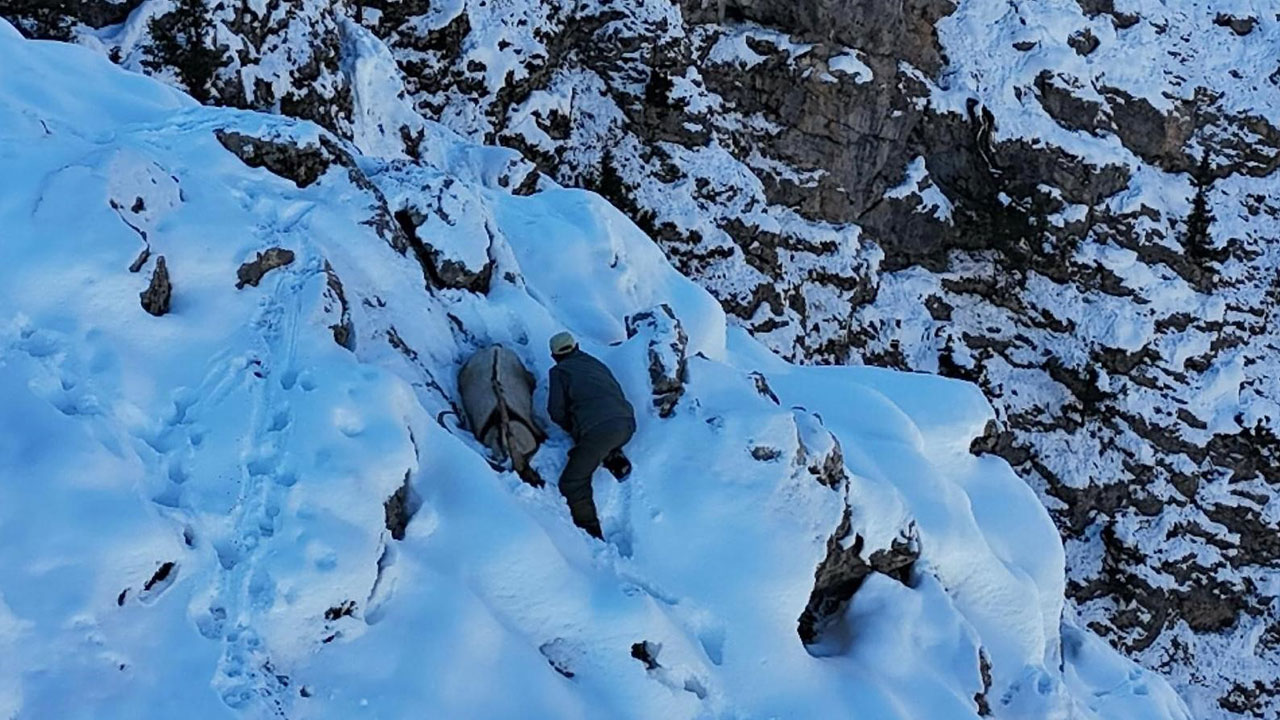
[{"x1": 559, "y1": 417, "x2": 635, "y2": 538}]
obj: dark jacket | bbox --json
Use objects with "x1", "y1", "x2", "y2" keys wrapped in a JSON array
[{"x1": 548, "y1": 349, "x2": 635, "y2": 439}]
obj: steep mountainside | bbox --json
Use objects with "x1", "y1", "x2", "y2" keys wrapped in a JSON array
[
  {"x1": 0, "y1": 20, "x2": 1194, "y2": 719},
  {"x1": 4, "y1": 0, "x2": 1280, "y2": 717}
]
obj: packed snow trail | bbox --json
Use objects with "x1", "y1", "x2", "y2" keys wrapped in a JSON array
[{"x1": 0, "y1": 22, "x2": 1190, "y2": 719}]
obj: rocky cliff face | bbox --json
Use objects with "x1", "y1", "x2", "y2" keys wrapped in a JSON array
[{"x1": 7, "y1": 0, "x2": 1280, "y2": 716}]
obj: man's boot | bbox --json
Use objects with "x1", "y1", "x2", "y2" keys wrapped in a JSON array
[
  {"x1": 603, "y1": 449, "x2": 631, "y2": 481},
  {"x1": 568, "y1": 498, "x2": 604, "y2": 540}
]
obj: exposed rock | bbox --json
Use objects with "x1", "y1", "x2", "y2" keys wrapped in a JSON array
[
  {"x1": 798, "y1": 507, "x2": 919, "y2": 647},
  {"x1": 392, "y1": 194, "x2": 494, "y2": 293},
  {"x1": 793, "y1": 409, "x2": 847, "y2": 489},
  {"x1": 235, "y1": 247, "x2": 296, "y2": 289},
  {"x1": 749, "y1": 371, "x2": 780, "y2": 404},
  {"x1": 140, "y1": 0, "x2": 223, "y2": 105},
  {"x1": 1068, "y1": 28, "x2": 1100, "y2": 56},
  {"x1": 383, "y1": 471, "x2": 413, "y2": 541},
  {"x1": 324, "y1": 600, "x2": 356, "y2": 621},
  {"x1": 322, "y1": 262, "x2": 355, "y2": 350},
  {"x1": 1072, "y1": 0, "x2": 1139, "y2": 28},
  {"x1": 218, "y1": 129, "x2": 415, "y2": 262},
  {"x1": 139, "y1": 255, "x2": 171, "y2": 316},
  {"x1": 138, "y1": 0, "x2": 353, "y2": 134},
  {"x1": 975, "y1": 648, "x2": 993, "y2": 716},
  {"x1": 1073, "y1": 0, "x2": 1114, "y2": 17},
  {"x1": 1, "y1": 0, "x2": 144, "y2": 40},
  {"x1": 869, "y1": 533, "x2": 918, "y2": 583},
  {"x1": 751, "y1": 446, "x2": 782, "y2": 462},
  {"x1": 630, "y1": 640, "x2": 660, "y2": 670},
  {"x1": 143, "y1": 561, "x2": 176, "y2": 591},
  {"x1": 539, "y1": 639, "x2": 577, "y2": 679},
  {"x1": 1034, "y1": 71, "x2": 1105, "y2": 135},
  {"x1": 1098, "y1": 86, "x2": 1194, "y2": 173},
  {"x1": 215, "y1": 129, "x2": 334, "y2": 188},
  {"x1": 137, "y1": 559, "x2": 178, "y2": 602},
  {"x1": 1214, "y1": 14, "x2": 1258, "y2": 36},
  {"x1": 1219, "y1": 680, "x2": 1280, "y2": 717},
  {"x1": 1111, "y1": 12, "x2": 1140, "y2": 29},
  {"x1": 128, "y1": 246, "x2": 151, "y2": 273},
  {"x1": 678, "y1": 0, "x2": 957, "y2": 75},
  {"x1": 625, "y1": 304, "x2": 689, "y2": 418}
]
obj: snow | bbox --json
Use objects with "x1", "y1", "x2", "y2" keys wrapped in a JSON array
[
  {"x1": 827, "y1": 51, "x2": 873, "y2": 84},
  {"x1": 495, "y1": 187, "x2": 726, "y2": 359},
  {"x1": 705, "y1": 25, "x2": 814, "y2": 70},
  {"x1": 886, "y1": 157, "x2": 954, "y2": 223},
  {"x1": 0, "y1": 21, "x2": 1191, "y2": 720}
]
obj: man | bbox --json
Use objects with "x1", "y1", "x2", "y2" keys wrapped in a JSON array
[{"x1": 546, "y1": 331, "x2": 636, "y2": 539}]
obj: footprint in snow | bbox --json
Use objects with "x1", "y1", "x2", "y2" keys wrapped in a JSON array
[
  {"x1": 268, "y1": 408, "x2": 291, "y2": 432},
  {"x1": 333, "y1": 406, "x2": 365, "y2": 437}
]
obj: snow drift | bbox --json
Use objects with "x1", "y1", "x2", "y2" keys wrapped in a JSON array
[{"x1": 0, "y1": 21, "x2": 1189, "y2": 720}]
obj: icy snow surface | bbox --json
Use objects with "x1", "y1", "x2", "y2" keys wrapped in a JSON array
[{"x1": 0, "y1": 22, "x2": 1188, "y2": 720}]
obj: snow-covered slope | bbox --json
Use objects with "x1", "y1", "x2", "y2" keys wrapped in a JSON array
[
  {"x1": 19, "y1": 1, "x2": 1271, "y2": 715},
  {"x1": 6, "y1": 2, "x2": 1277, "y2": 713},
  {"x1": 0, "y1": 22, "x2": 1191, "y2": 719}
]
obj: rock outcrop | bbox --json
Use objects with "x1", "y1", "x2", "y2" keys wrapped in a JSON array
[
  {"x1": 626, "y1": 304, "x2": 690, "y2": 418},
  {"x1": 139, "y1": 255, "x2": 171, "y2": 316},
  {"x1": 215, "y1": 130, "x2": 335, "y2": 189},
  {"x1": 792, "y1": 409, "x2": 847, "y2": 490},
  {"x1": 798, "y1": 506, "x2": 919, "y2": 650},
  {"x1": 321, "y1": 261, "x2": 355, "y2": 350},
  {"x1": 235, "y1": 247, "x2": 295, "y2": 289}
]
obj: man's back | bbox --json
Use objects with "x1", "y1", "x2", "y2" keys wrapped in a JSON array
[{"x1": 548, "y1": 350, "x2": 635, "y2": 438}]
